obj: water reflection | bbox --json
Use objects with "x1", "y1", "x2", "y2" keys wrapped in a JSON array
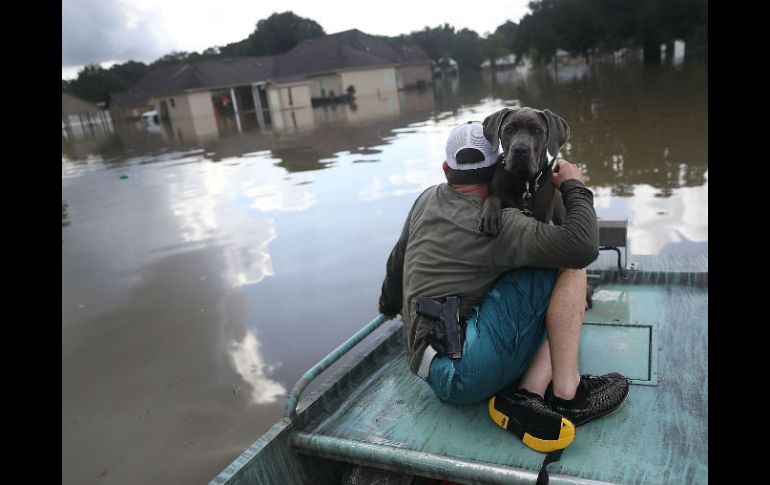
[
  {"x1": 594, "y1": 178, "x2": 708, "y2": 255},
  {"x1": 228, "y1": 330, "x2": 287, "y2": 404},
  {"x1": 477, "y1": 61, "x2": 707, "y2": 193},
  {"x1": 548, "y1": 64, "x2": 591, "y2": 84},
  {"x1": 243, "y1": 175, "x2": 317, "y2": 213},
  {"x1": 62, "y1": 59, "x2": 706, "y2": 484},
  {"x1": 62, "y1": 200, "x2": 70, "y2": 227},
  {"x1": 63, "y1": 62, "x2": 707, "y2": 259},
  {"x1": 163, "y1": 158, "x2": 282, "y2": 288},
  {"x1": 65, "y1": 62, "x2": 706, "y2": 202},
  {"x1": 62, "y1": 245, "x2": 287, "y2": 484},
  {"x1": 629, "y1": 182, "x2": 708, "y2": 254}
]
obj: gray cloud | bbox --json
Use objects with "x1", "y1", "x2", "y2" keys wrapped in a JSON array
[{"x1": 62, "y1": 0, "x2": 173, "y2": 67}]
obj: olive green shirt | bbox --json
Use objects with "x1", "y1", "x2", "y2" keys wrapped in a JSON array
[{"x1": 379, "y1": 179, "x2": 599, "y2": 374}]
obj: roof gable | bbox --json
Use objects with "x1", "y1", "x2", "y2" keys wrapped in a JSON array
[
  {"x1": 275, "y1": 29, "x2": 430, "y2": 77},
  {"x1": 133, "y1": 56, "x2": 276, "y2": 97},
  {"x1": 130, "y1": 30, "x2": 430, "y2": 96},
  {"x1": 62, "y1": 92, "x2": 100, "y2": 115}
]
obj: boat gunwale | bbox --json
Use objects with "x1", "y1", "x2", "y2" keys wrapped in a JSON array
[
  {"x1": 211, "y1": 253, "x2": 708, "y2": 484},
  {"x1": 293, "y1": 432, "x2": 618, "y2": 485}
]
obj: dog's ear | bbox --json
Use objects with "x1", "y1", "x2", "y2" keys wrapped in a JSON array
[
  {"x1": 482, "y1": 108, "x2": 514, "y2": 152},
  {"x1": 540, "y1": 109, "x2": 570, "y2": 160}
]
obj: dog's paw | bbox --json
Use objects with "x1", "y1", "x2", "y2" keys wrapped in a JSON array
[{"x1": 479, "y1": 210, "x2": 501, "y2": 236}]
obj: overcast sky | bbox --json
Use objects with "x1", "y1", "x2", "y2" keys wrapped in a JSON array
[{"x1": 62, "y1": 0, "x2": 530, "y2": 79}]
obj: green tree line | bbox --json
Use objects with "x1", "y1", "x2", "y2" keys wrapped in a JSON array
[
  {"x1": 62, "y1": 11, "x2": 326, "y2": 103},
  {"x1": 63, "y1": 1, "x2": 706, "y2": 103}
]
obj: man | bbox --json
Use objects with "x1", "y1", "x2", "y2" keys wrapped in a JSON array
[{"x1": 378, "y1": 120, "x2": 629, "y2": 452}]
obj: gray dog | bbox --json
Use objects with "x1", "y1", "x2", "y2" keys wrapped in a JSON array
[
  {"x1": 478, "y1": 107, "x2": 595, "y2": 308},
  {"x1": 478, "y1": 107, "x2": 570, "y2": 235}
]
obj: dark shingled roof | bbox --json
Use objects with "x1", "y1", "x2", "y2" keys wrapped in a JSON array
[
  {"x1": 62, "y1": 92, "x2": 100, "y2": 115},
  {"x1": 130, "y1": 30, "x2": 430, "y2": 96},
  {"x1": 275, "y1": 29, "x2": 431, "y2": 77},
  {"x1": 133, "y1": 56, "x2": 276, "y2": 97},
  {"x1": 107, "y1": 91, "x2": 151, "y2": 109}
]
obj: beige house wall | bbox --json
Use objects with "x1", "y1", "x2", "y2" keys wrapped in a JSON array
[
  {"x1": 152, "y1": 91, "x2": 212, "y2": 119},
  {"x1": 186, "y1": 91, "x2": 215, "y2": 118},
  {"x1": 307, "y1": 74, "x2": 343, "y2": 98},
  {"x1": 148, "y1": 83, "x2": 317, "y2": 136},
  {"x1": 150, "y1": 92, "x2": 218, "y2": 141},
  {"x1": 185, "y1": 91, "x2": 219, "y2": 139},
  {"x1": 340, "y1": 67, "x2": 398, "y2": 97},
  {"x1": 266, "y1": 84, "x2": 315, "y2": 132},
  {"x1": 152, "y1": 94, "x2": 188, "y2": 121},
  {"x1": 62, "y1": 92, "x2": 100, "y2": 116},
  {"x1": 396, "y1": 64, "x2": 433, "y2": 89}
]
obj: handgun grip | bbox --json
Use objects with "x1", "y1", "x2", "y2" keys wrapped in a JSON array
[{"x1": 416, "y1": 296, "x2": 443, "y2": 319}]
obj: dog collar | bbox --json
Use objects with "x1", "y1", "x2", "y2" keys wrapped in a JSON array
[{"x1": 524, "y1": 151, "x2": 558, "y2": 216}]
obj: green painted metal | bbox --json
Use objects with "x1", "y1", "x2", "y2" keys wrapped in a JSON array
[
  {"x1": 580, "y1": 266, "x2": 675, "y2": 388},
  {"x1": 283, "y1": 314, "x2": 389, "y2": 419},
  {"x1": 580, "y1": 322, "x2": 658, "y2": 386},
  {"x1": 293, "y1": 432, "x2": 614, "y2": 485},
  {"x1": 211, "y1": 254, "x2": 707, "y2": 485}
]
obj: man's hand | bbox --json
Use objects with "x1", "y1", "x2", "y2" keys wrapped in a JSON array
[
  {"x1": 552, "y1": 159, "x2": 586, "y2": 188},
  {"x1": 378, "y1": 299, "x2": 399, "y2": 319}
]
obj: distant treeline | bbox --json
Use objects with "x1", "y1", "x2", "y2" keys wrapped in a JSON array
[{"x1": 63, "y1": 1, "x2": 707, "y2": 103}]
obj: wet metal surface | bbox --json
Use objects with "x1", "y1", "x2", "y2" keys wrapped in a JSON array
[
  {"x1": 62, "y1": 60, "x2": 706, "y2": 484},
  {"x1": 213, "y1": 256, "x2": 706, "y2": 484}
]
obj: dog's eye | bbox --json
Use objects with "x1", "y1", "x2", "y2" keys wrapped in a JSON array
[
  {"x1": 534, "y1": 128, "x2": 543, "y2": 135},
  {"x1": 504, "y1": 127, "x2": 513, "y2": 134}
]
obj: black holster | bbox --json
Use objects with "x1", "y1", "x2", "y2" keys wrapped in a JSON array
[{"x1": 416, "y1": 295, "x2": 464, "y2": 360}]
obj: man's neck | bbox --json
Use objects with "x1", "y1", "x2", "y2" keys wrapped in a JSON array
[{"x1": 449, "y1": 183, "x2": 489, "y2": 199}]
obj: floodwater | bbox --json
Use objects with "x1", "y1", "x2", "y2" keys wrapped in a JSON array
[{"x1": 62, "y1": 59, "x2": 707, "y2": 484}]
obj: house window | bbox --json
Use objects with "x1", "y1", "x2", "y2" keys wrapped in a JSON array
[
  {"x1": 170, "y1": 98, "x2": 176, "y2": 108},
  {"x1": 288, "y1": 87, "x2": 293, "y2": 106}
]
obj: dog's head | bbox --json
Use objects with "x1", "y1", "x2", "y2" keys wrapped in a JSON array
[{"x1": 482, "y1": 107, "x2": 570, "y2": 177}]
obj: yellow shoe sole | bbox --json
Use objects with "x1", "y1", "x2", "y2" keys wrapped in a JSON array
[{"x1": 489, "y1": 396, "x2": 576, "y2": 453}]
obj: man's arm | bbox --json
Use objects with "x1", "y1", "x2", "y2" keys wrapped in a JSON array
[
  {"x1": 494, "y1": 160, "x2": 599, "y2": 270},
  {"x1": 379, "y1": 211, "x2": 411, "y2": 318}
]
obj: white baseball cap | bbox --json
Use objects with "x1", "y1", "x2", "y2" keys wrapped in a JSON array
[{"x1": 445, "y1": 121, "x2": 500, "y2": 170}]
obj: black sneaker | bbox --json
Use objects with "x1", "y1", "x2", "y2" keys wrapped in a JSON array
[
  {"x1": 488, "y1": 388, "x2": 575, "y2": 453},
  {"x1": 545, "y1": 373, "x2": 630, "y2": 427}
]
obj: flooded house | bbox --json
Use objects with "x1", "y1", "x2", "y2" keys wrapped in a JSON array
[
  {"x1": 126, "y1": 56, "x2": 313, "y2": 140},
  {"x1": 276, "y1": 28, "x2": 433, "y2": 101},
  {"x1": 106, "y1": 91, "x2": 153, "y2": 123},
  {"x1": 115, "y1": 29, "x2": 432, "y2": 142},
  {"x1": 62, "y1": 92, "x2": 114, "y2": 141}
]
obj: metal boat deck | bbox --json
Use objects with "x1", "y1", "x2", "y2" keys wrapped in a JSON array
[{"x1": 212, "y1": 254, "x2": 707, "y2": 484}]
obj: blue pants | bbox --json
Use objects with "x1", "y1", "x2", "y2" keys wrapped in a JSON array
[{"x1": 425, "y1": 268, "x2": 559, "y2": 405}]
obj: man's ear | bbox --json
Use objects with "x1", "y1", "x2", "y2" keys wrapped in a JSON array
[
  {"x1": 482, "y1": 108, "x2": 514, "y2": 152},
  {"x1": 442, "y1": 160, "x2": 449, "y2": 174},
  {"x1": 540, "y1": 109, "x2": 570, "y2": 160}
]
